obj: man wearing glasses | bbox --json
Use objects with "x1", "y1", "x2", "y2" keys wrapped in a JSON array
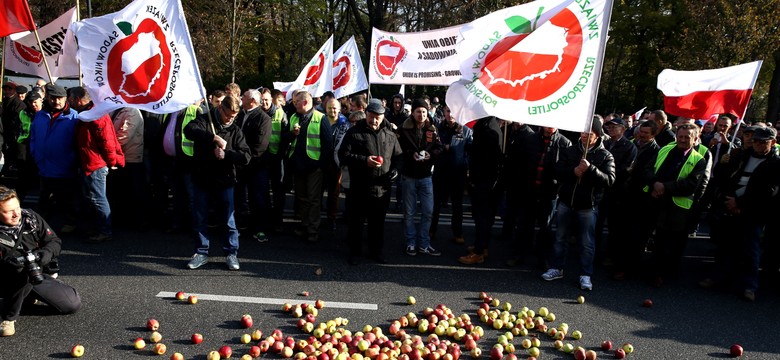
[{"x1": 183, "y1": 96, "x2": 250, "y2": 270}]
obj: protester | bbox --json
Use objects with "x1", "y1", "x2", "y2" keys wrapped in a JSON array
[
  {"x1": 2, "y1": 82, "x2": 26, "y2": 174},
  {"x1": 339, "y1": 100, "x2": 402, "y2": 265},
  {"x1": 237, "y1": 89, "x2": 273, "y2": 242},
  {"x1": 184, "y1": 96, "x2": 250, "y2": 270},
  {"x1": 260, "y1": 88, "x2": 289, "y2": 234},
  {"x1": 0, "y1": 186, "x2": 81, "y2": 337},
  {"x1": 109, "y1": 107, "x2": 146, "y2": 227},
  {"x1": 649, "y1": 110, "x2": 675, "y2": 146},
  {"x1": 541, "y1": 116, "x2": 615, "y2": 291},
  {"x1": 324, "y1": 99, "x2": 348, "y2": 230}
]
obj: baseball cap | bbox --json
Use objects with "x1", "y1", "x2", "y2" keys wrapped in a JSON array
[{"x1": 606, "y1": 118, "x2": 626, "y2": 127}]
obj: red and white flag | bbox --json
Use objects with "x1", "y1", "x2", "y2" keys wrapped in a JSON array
[
  {"x1": 272, "y1": 81, "x2": 296, "y2": 100},
  {"x1": 657, "y1": 61, "x2": 762, "y2": 120},
  {"x1": 70, "y1": 0, "x2": 205, "y2": 120},
  {"x1": 291, "y1": 35, "x2": 334, "y2": 98},
  {"x1": 4, "y1": 7, "x2": 79, "y2": 81},
  {"x1": 632, "y1": 106, "x2": 646, "y2": 121},
  {"x1": 446, "y1": 0, "x2": 614, "y2": 132},
  {"x1": 0, "y1": 0, "x2": 36, "y2": 38},
  {"x1": 332, "y1": 36, "x2": 368, "y2": 99}
]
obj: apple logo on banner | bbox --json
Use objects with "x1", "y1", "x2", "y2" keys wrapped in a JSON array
[
  {"x1": 333, "y1": 56, "x2": 352, "y2": 90},
  {"x1": 375, "y1": 37, "x2": 407, "y2": 77},
  {"x1": 107, "y1": 18, "x2": 171, "y2": 104},
  {"x1": 14, "y1": 41, "x2": 43, "y2": 64},
  {"x1": 479, "y1": 8, "x2": 582, "y2": 101},
  {"x1": 304, "y1": 53, "x2": 326, "y2": 86}
]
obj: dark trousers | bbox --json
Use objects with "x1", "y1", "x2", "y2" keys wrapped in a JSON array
[
  {"x1": 324, "y1": 163, "x2": 342, "y2": 221},
  {"x1": 469, "y1": 179, "x2": 501, "y2": 254},
  {"x1": 1, "y1": 274, "x2": 81, "y2": 321},
  {"x1": 107, "y1": 162, "x2": 147, "y2": 226},
  {"x1": 269, "y1": 156, "x2": 286, "y2": 229},
  {"x1": 247, "y1": 166, "x2": 271, "y2": 234},
  {"x1": 615, "y1": 192, "x2": 658, "y2": 275},
  {"x1": 431, "y1": 168, "x2": 466, "y2": 238},
  {"x1": 652, "y1": 204, "x2": 690, "y2": 279},
  {"x1": 293, "y1": 168, "x2": 323, "y2": 235},
  {"x1": 347, "y1": 189, "x2": 390, "y2": 257},
  {"x1": 38, "y1": 177, "x2": 78, "y2": 228}
]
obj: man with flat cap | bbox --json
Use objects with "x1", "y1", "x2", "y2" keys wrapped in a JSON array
[
  {"x1": 29, "y1": 84, "x2": 80, "y2": 233},
  {"x1": 339, "y1": 99, "x2": 402, "y2": 265}
]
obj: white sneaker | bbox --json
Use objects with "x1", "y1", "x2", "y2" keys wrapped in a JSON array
[
  {"x1": 541, "y1": 269, "x2": 564, "y2": 281},
  {"x1": 1, "y1": 320, "x2": 15, "y2": 337},
  {"x1": 579, "y1": 275, "x2": 593, "y2": 291}
]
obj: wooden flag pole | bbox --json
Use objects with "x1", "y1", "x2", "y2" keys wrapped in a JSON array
[
  {"x1": 23, "y1": 6, "x2": 54, "y2": 83},
  {"x1": 76, "y1": 0, "x2": 83, "y2": 86},
  {"x1": 1, "y1": 37, "x2": 6, "y2": 88}
]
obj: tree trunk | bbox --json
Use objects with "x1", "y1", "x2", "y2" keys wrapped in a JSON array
[{"x1": 767, "y1": 48, "x2": 780, "y2": 125}]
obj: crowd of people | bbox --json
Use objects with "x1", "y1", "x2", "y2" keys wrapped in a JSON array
[{"x1": 2, "y1": 79, "x2": 780, "y2": 337}]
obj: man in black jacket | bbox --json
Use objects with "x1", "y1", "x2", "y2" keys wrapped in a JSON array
[
  {"x1": 542, "y1": 116, "x2": 615, "y2": 291},
  {"x1": 0, "y1": 187, "x2": 81, "y2": 337},
  {"x1": 339, "y1": 100, "x2": 402, "y2": 265},
  {"x1": 184, "y1": 96, "x2": 251, "y2": 270},
  {"x1": 237, "y1": 89, "x2": 273, "y2": 242}
]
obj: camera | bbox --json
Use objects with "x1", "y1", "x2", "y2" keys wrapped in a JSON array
[{"x1": 12, "y1": 251, "x2": 45, "y2": 285}]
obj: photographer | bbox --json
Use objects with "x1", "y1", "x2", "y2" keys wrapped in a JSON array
[{"x1": 0, "y1": 186, "x2": 81, "y2": 337}]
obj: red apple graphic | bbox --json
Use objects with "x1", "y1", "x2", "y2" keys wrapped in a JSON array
[
  {"x1": 375, "y1": 39, "x2": 406, "y2": 76},
  {"x1": 107, "y1": 18, "x2": 171, "y2": 104},
  {"x1": 333, "y1": 56, "x2": 352, "y2": 90},
  {"x1": 478, "y1": 8, "x2": 583, "y2": 101},
  {"x1": 14, "y1": 41, "x2": 43, "y2": 64},
  {"x1": 304, "y1": 53, "x2": 326, "y2": 86}
]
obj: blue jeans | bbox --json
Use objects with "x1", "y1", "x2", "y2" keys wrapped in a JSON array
[
  {"x1": 82, "y1": 166, "x2": 111, "y2": 235},
  {"x1": 192, "y1": 183, "x2": 239, "y2": 256},
  {"x1": 550, "y1": 202, "x2": 596, "y2": 276},
  {"x1": 402, "y1": 175, "x2": 433, "y2": 248}
]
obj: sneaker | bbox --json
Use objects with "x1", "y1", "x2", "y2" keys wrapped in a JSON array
[
  {"x1": 541, "y1": 269, "x2": 564, "y2": 281},
  {"x1": 418, "y1": 246, "x2": 441, "y2": 256},
  {"x1": 579, "y1": 275, "x2": 593, "y2": 291},
  {"x1": 187, "y1": 254, "x2": 209, "y2": 269},
  {"x1": 405, "y1": 246, "x2": 417, "y2": 256},
  {"x1": 743, "y1": 289, "x2": 756, "y2": 302},
  {"x1": 253, "y1": 231, "x2": 269, "y2": 243},
  {"x1": 458, "y1": 253, "x2": 485, "y2": 265},
  {"x1": 226, "y1": 254, "x2": 240, "y2": 270},
  {"x1": 1, "y1": 320, "x2": 15, "y2": 337},
  {"x1": 85, "y1": 233, "x2": 112, "y2": 243}
]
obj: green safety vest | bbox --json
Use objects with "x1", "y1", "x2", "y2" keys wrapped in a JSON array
[
  {"x1": 645, "y1": 143, "x2": 705, "y2": 210},
  {"x1": 17, "y1": 110, "x2": 32, "y2": 143},
  {"x1": 268, "y1": 108, "x2": 285, "y2": 155},
  {"x1": 288, "y1": 110, "x2": 323, "y2": 160},
  {"x1": 163, "y1": 105, "x2": 200, "y2": 156}
]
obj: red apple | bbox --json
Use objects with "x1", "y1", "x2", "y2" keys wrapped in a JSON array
[
  {"x1": 219, "y1": 345, "x2": 233, "y2": 359},
  {"x1": 730, "y1": 344, "x2": 743, "y2": 357},
  {"x1": 170, "y1": 353, "x2": 184, "y2": 360},
  {"x1": 241, "y1": 314, "x2": 253, "y2": 328},
  {"x1": 175, "y1": 291, "x2": 186, "y2": 301},
  {"x1": 191, "y1": 333, "x2": 203, "y2": 344},
  {"x1": 153, "y1": 343, "x2": 167, "y2": 355},
  {"x1": 107, "y1": 18, "x2": 172, "y2": 104},
  {"x1": 601, "y1": 340, "x2": 612, "y2": 351},
  {"x1": 272, "y1": 329, "x2": 284, "y2": 341},
  {"x1": 642, "y1": 299, "x2": 653, "y2": 308},
  {"x1": 376, "y1": 156, "x2": 384, "y2": 165},
  {"x1": 614, "y1": 349, "x2": 626, "y2": 359},
  {"x1": 585, "y1": 350, "x2": 597, "y2": 360},
  {"x1": 147, "y1": 319, "x2": 160, "y2": 331},
  {"x1": 71, "y1": 344, "x2": 85, "y2": 358},
  {"x1": 134, "y1": 338, "x2": 146, "y2": 350},
  {"x1": 188, "y1": 295, "x2": 198, "y2": 304},
  {"x1": 574, "y1": 348, "x2": 586, "y2": 360}
]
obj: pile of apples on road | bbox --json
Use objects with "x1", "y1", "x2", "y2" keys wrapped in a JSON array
[{"x1": 72, "y1": 290, "x2": 752, "y2": 359}]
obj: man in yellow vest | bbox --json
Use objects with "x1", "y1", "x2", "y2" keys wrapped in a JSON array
[
  {"x1": 642, "y1": 123, "x2": 711, "y2": 287},
  {"x1": 260, "y1": 88, "x2": 289, "y2": 234},
  {"x1": 283, "y1": 91, "x2": 334, "y2": 242}
]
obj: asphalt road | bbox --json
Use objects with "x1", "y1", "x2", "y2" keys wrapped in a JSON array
[{"x1": 1, "y1": 195, "x2": 779, "y2": 360}]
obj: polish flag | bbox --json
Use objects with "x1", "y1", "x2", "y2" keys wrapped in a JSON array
[
  {"x1": 0, "y1": 0, "x2": 36, "y2": 38},
  {"x1": 657, "y1": 61, "x2": 762, "y2": 119}
]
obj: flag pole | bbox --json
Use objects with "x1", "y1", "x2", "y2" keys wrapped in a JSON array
[
  {"x1": 76, "y1": 0, "x2": 83, "y2": 86},
  {"x1": 727, "y1": 60, "x2": 764, "y2": 155},
  {"x1": 581, "y1": 0, "x2": 614, "y2": 162},
  {"x1": 1, "y1": 37, "x2": 6, "y2": 89},
  {"x1": 176, "y1": 0, "x2": 216, "y2": 134},
  {"x1": 24, "y1": 11, "x2": 54, "y2": 83}
]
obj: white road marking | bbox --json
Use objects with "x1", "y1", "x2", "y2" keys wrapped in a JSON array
[{"x1": 156, "y1": 292, "x2": 378, "y2": 310}]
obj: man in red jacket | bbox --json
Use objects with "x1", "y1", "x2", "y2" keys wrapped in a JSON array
[{"x1": 68, "y1": 87, "x2": 125, "y2": 243}]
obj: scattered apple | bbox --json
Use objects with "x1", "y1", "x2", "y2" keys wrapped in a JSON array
[
  {"x1": 241, "y1": 355, "x2": 253, "y2": 360},
  {"x1": 219, "y1": 345, "x2": 233, "y2": 358},
  {"x1": 71, "y1": 344, "x2": 85, "y2": 358},
  {"x1": 408, "y1": 296, "x2": 416, "y2": 305},
  {"x1": 241, "y1": 334, "x2": 252, "y2": 344},
  {"x1": 315, "y1": 299, "x2": 325, "y2": 309},
  {"x1": 730, "y1": 344, "x2": 743, "y2": 357},
  {"x1": 191, "y1": 333, "x2": 203, "y2": 344},
  {"x1": 241, "y1": 314, "x2": 253, "y2": 328},
  {"x1": 249, "y1": 345, "x2": 262, "y2": 358},
  {"x1": 622, "y1": 343, "x2": 634, "y2": 354},
  {"x1": 153, "y1": 343, "x2": 167, "y2": 355},
  {"x1": 601, "y1": 340, "x2": 612, "y2": 351},
  {"x1": 150, "y1": 331, "x2": 163, "y2": 343},
  {"x1": 642, "y1": 299, "x2": 653, "y2": 308},
  {"x1": 527, "y1": 347, "x2": 540, "y2": 358},
  {"x1": 208, "y1": 351, "x2": 221, "y2": 360},
  {"x1": 574, "y1": 348, "x2": 586, "y2": 360},
  {"x1": 175, "y1": 291, "x2": 186, "y2": 301},
  {"x1": 251, "y1": 329, "x2": 263, "y2": 341},
  {"x1": 572, "y1": 330, "x2": 582, "y2": 340},
  {"x1": 585, "y1": 350, "x2": 597, "y2": 360},
  {"x1": 134, "y1": 338, "x2": 147, "y2": 350},
  {"x1": 188, "y1": 295, "x2": 198, "y2": 304},
  {"x1": 170, "y1": 353, "x2": 184, "y2": 360},
  {"x1": 614, "y1": 349, "x2": 626, "y2": 359},
  {"x1": 147, "y1": 319, "x2": 160, "y2": 331},
  {"x1": 577, "y1": 296, "x2": 585, "y2": 304}
]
